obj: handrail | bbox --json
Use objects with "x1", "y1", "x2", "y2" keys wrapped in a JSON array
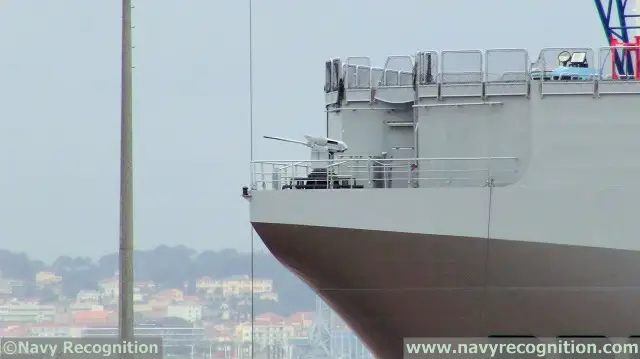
[
  {"x1": 326, "y1": 161, "x2": 347, "y2": 168},
  {"x1": 275, "y1": 160, "x2": 308, "y2": 172},
  {"x1": 252, "y1": 156, "x2": 517, "y2": 164},
  {"x1": 334, "y1": 47, "x2": 640, "y2": 89},
  {"x1": 250, "y1": 157, "x2": 520, "y2": 190}
]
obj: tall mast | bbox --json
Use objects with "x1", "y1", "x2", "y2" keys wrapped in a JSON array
[{"x1": 118, "y1": 0, "x2": 134, "y2": 343}]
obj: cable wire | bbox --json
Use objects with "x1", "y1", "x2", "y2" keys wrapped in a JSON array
[{"x1": 248, "y1": 0, "x2": 255, "y2": 357}]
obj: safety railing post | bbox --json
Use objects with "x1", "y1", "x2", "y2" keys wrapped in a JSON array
[
  {"x1": 636, "y1": 36, "x2": 640, "y2": 80},
  {"x1": 327, "y1": 161, "x2": 330, "y2": 189},
  {"x1": 249, "y1": 162, "x2": 254, "y2": 190}
]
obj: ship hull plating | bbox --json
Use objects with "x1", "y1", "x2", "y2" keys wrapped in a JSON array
[{"x1": 252, "y1": 222, "x2": 640, "y2": 359}]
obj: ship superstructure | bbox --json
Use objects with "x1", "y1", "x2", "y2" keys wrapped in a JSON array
[{"x1": 246, "y1": 43, "x2": 640, "y2": 359}]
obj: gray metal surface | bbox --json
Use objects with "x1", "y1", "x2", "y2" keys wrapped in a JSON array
[{"x1": 249, "y1": 47, "x2": 640, "y2": 251}]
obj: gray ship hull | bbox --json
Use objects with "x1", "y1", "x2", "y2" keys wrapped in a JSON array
[
  {"x1": 253, "y1": 221, "x2": 640, "y2": 359},
  {"x1": 249, "y1": 48, "x2": 640, "y2": 359}
]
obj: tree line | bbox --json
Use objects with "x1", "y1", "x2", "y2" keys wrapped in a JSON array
[{"x1": 0, "y1": 245, "x2": 315, "y2": 315}]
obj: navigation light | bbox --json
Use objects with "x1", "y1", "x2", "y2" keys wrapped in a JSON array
[
  {"x1": 558, "y1": 51, "x2": 571, "y2": 66},
  {"x1": 570, "y1": 52, "x2": 588, "y2": 67}
]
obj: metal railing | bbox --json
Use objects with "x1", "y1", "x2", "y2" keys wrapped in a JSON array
[
  {"x1": 338, "y1": 47, "x2": 640, "y2": 90},
  {"x1": 250, "y1": 157, "x2": 519, "y2": 190}
]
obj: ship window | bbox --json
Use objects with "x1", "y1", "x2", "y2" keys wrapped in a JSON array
[
  {"x1": 327, "y1": 140, "x2": 338, "y2": 145},
  {"x1": 488, "y1": 336, "x2": 542, "y2": 359},
  {"x1": 556, "y1": 336, "x2": 612, "y2": 359}
]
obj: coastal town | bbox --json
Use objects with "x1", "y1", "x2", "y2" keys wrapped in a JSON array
[{"x1": 0, "y1": 272, "x2": 324, "y2": 358}]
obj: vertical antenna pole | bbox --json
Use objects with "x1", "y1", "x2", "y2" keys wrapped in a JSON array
[
  {"x1": 119, "y1": 0, "x2": 134, "y2": 344},
  {"x1": 248, "y1": 0, "x2": 255, "y2": 357}
]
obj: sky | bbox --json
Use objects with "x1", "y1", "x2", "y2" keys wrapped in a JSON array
[{"x1": 0, "y1": 0, "x2": 610, "y2": 261}]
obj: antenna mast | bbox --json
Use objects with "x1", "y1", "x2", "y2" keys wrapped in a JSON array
[{"x1": 118, "y1": 0, "x2": 134, "y2": 344}]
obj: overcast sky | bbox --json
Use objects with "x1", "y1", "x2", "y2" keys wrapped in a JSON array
[{"x1": 0, "y1": 0, "x2": 609, "y2": 261}]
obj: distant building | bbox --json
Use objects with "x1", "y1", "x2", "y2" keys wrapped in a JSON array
[
  {"x1": 98, "y1": 276, "x2": 119, "y2": 297},
  {"x1": 97, "y1": 277, "x2": 145, "y2": 302},
  {"x1": 236, "y1": 313, "x2": 294, "y2": 346},
  {"x1": 167, "y1": 303, "x2": 202, "y2": 323},
  {"x1": 0, "y1": 279, "x2": 27, "y2": 297},
  {"x1": 148, "y1": 296, "x2": 171, "y2": 309},
  {"x1": 27, "y1": 322, "x2": 84, "y2": 337},
  {"x1": 69, "y1": 302, "x2": 104, "y2": 313},
  {"x1": 196, "y1": 275, "x2": 274, "y2": 297},
  {"x1": 195, "y1": 276, "x2": 217, "y2": 290},
  {"x1": 0, "y1": 301, "x2": 56, "y2": 323},
  {"x1": 134, "y1": 303, "x2": 153, "y2": 313},
  {"x1": 258, "y1": 292, "x2": 278, "y2": 301},
  {"x1": 0, "y1": 280, "x2": 12, "y2": 296},
  {"x1": 76, "y1": 290, "x2": 100, "y2": 302},
  {"x1": 206, "y1": 324, "x2": 235, "y2": 342},
  {"x1": 72, "y1": 309, "x2": 115, "y2": 326},
  {"x1": 155, "y1": 288, "x2": 184, "y2": 302},
  {"x1": 35, "y1": 271, "x2": 62, "y2": 285},
  {"x1": 134, "y1": 281, "x2": 156, "y2": 291},
  {"x1": 287, "y1": 312, "x2": 314, "y2": 336},
  {"x1": 132, "y1": 288, "x2": 146, "y2": 302}
]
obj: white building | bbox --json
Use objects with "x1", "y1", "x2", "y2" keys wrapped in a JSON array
[
  {"x1": 196, "y1": 275, "x2": 274, "y2": 297},
  {"x1": 76, "y1": 290, "x2": 101, "y2": 302},
  {"x1": 98, "y1": 277, "x2": 119, "y2": 297},
  {"x1": 97, "y1": 279, "x2": 144, "y2": 302},
  {"x1": 69, "y1": 302, "x2": 104, "y2": 313},
  {"x1": 28, "y1": 324, "x2": 84, "y2": 338},
  {"x1": 237, "y1": 321, "x2": 294, "y2": 346},
  {"x1": 0, "y1": 302, "x2": 56, "y2": 323},
  {"x1": 166, "y1": 303, "x2": 202, "y2": 323}
]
